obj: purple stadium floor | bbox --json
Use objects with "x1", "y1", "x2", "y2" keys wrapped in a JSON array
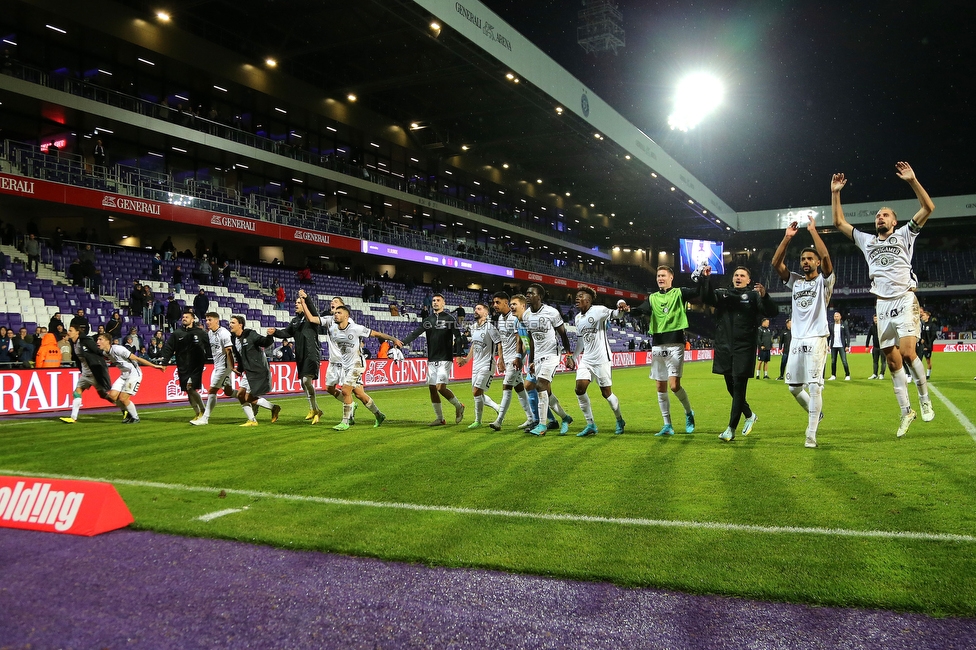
[{"x1": 2, "y1": 528, "x2": 975, "y2": 649}]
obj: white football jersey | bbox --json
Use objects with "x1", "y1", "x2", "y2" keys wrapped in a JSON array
[
  {"x1": 105, "y1": 344, "x2": 141, "y2": 381},
  {"x1": 327, "y1": 321, "x2": 372, "y2": 367},
  {"x1": 574, "y1": 305, "x2": 622, "y2": 364},
  {"x1": 785, "y1": 272, "x2": 835, "y2": 339},
  {"x1": 852, "y1": 223, "x2": 920, "y2": 300},
  {"x1": 522, "y1": 304, "x2": 564, "y2": 358},
  {"x1": 208, "y1": 326, "x2": 233, "y2": 371},
  {"x1": 490, "y1": 311, "x2": 521, "y2": 364},
  {"x1": 468, "y1": 320, "x2": 500, "y2": 373}
]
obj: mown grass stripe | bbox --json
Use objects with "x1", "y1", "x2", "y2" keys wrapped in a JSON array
[
  {"x1": 928, "y1": 384, "x2": 976, "y2": 443},
  {"x1": 3, "y1": 468, "x2": 974, "y2": 544}
]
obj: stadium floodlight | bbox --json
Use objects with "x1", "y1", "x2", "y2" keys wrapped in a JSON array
[{"x1": 667, "y1": 72, "x2": 724, "y2": 131}]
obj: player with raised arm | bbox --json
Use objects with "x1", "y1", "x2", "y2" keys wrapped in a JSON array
[
  {"x1": 831, "y1": 162, "x2": 936, "y2": 437},
  {"x1": 571, "y1": 287, "x2": 626, "y2": 436},
  {"x1": 457, "y1": 302, "x2": 502, "y2": 429},
  {"x1": 159, "y1": 310, "x2": 208, "y2": 423},
  {"x1": 97, "y1": 332, "x2": 165, "y2": 424},
  {"x1": 191, "y1": 312, "x2": 236, "y2": 426},
  {"x1": 326, "y1": 305, "x2": 401, "y2": 430},
  {"x1": 229, "y1": 315, "x2": 281, "y2": 426},
  {"x1": 487, "y1": 291, "x2": 534, "y2": 431},
  {"x1": 269, "y1": 290, "x2": 324, "y2": 423},
  {"x1": 400, "y1": 293, "x2": 466, "y2": 426},
  {"x1": 771, "y1": 215, "x2": 835, "y2": 448},
  {"x1": 58, "y1": 324, "x2": 114, "y2": 423},
  {"x1": 522, "y1": 284, "x2": 576, "y2": 436},
  {"x1": 626, "y1": 265, "x2": 699, "y2": 436}
]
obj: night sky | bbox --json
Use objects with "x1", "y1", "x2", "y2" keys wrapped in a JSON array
[{"x1": 480, "y1": 0, "x2": 975, "y2": 212}]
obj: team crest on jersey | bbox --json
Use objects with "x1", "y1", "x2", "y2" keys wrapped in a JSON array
[{"x1": 740, "y1": 293, "x2": 750, "y2": 302}]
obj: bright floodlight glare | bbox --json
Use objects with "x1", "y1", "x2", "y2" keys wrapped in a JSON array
[{"x1": 668, "y1": 73, "x2": 724, "y2": 131}]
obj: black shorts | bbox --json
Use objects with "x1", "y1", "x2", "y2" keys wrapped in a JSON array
[
  {"x1": 757, "y1": 349, "x2": 771, "y2": 363},
  {"x1": 177, "y1": 367, "x2": 204, "y2": 392}
]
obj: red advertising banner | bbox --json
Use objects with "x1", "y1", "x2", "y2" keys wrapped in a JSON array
[
  {"x1": 0, "y1": 351, "x2": 684, "y2": 415},
  {"x1": 0, "y1": 476, "x2": 134, "y2": 536},
  {"x1": 512, "y1": 269, "x2": 643, "y2": 300}
]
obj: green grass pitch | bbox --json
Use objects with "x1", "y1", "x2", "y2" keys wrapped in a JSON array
[{"x1": 3, "y1": 352, "x2": 976, "y2": 616}]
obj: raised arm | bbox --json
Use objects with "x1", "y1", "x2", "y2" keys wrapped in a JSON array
[
  {"x1": 895, "y1": 161, "x2": 935, "y2": 228},
  {"x1": 830, "y1": 173, "x2": 854, "y2": 240},
  {"x1": 771, "y1": 222, "x2": 799, "y2": 282},
  {"x1": 807, "y1": 216, "x2": 832, "y2": 277}
]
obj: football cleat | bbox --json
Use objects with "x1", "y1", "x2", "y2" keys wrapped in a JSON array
[
  {"x1": 311, "y1": 409, "x2": 323, "y2": 425},
  {"x1": 190, "y1": 417, "x2": 209, "y2": 426},
  {"x1": 374, "y1": 413, "x2": 386, "y2": 428},
  {"x1": 559, "y1": 415, "x2": 573, "y2": 436},
  {"x1": 655, "y1": 424, "x2": 675, "y2": 437},
  {"x1": 59, "y1": 417, "x2": 76, "y2": 424},
  {"x1": 718, "y1": 427, "x2": 734, "y2": 442},
  {"x1": 742, "y1": 412, "x2": 758, "y2": 436},
  {"x1": 517, "y1": 420, "x2": 536, "y2": 431},
  {"x1": 685, "y1": 411, "x2": 696, "y2": 433},
  {"x1": 577, "y1": 423, "x2": 598, "y2": 437},
  {"x1": 919, "y1": 400, "x2": 935, "y2": 422},
  {"x1": 428, "y1": 418, "x2": 447, "y2": 426},
  {"x1": 240, "y1": 420, "x2": 258, "y2": 427},
  {"x1": 528, "y1": 423, "x2": 548, "y2": 436},
  {"x1": 466, "y1": 421, "x2": 483, "y2": 430},
  {"x1": 270, "y1": 404, "x2": 282, "y2": 423},
  {"x1": 804, "y1": 436, "x2": 818, "y2": 448},
  {"x1": 487, "y1": 420, "x2": 502, "y2": 432},
  {"x1": 455, "y1": 403, "x2": 466, "y2": 424},
  {"x1": 614, "y1": 419, "x2": 626, "y2": 435},
  {"x1": 304, "y1": 410, "x2": 315, "y2": 421},
  {"x1": 896, "y1": 409, "x2": 917, "y2": 438},
  {"x1": 123, "y1": 418, "x2": 140, "y2": 425},
  {"x1": 333, "y1": 422, "x2": 350, "y2": 431}
]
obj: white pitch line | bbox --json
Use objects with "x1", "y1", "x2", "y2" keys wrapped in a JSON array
[
  {"x1": 928, "y1": 385, "x2": 976, "y2": 443},
  {"x1": 197, "y1": 507, "x2": 246, "y2": 522},
  {"x1": 2, "y1": 469, "x2": 974, "y2": 544}
]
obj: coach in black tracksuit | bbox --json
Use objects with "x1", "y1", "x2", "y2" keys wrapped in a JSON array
[
  {"x1": 699, "y1": 265, "x2": 778, "y2": 440},
  {"x1": 159, "y1": 310, "x2": 209, "y2": 418}
]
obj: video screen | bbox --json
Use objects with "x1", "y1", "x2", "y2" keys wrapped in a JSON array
[{"x1": 679, "y1": 238, "x2": 725, "y2": 274}]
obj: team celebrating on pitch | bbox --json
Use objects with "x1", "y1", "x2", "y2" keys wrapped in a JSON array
[{"x1": 58, "y1": 164, "x2": 938, "y2": 445}]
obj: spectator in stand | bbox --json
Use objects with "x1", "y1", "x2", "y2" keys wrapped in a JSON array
[
  {"x1": 51, "y1": 227, "x2": 64, "y2": 255},
  {"x1": 172, "y1": 264, "x2": 184, "y2": 294},
  {"x1": 126, "y1": 327, "x2": 142, "y2": 352},
  {"x1": 78, "y1": 244, "x2": 96, "y2": 266},
  {"x1": 166, "y1": 295, "x2": 182, "y2": 331},
  {"x1": 0, "y1": 328, "x2": 15, "y2": 364},
  {"x1": 161, "y1": 236, "x2": 175, "y2": 260},
  {"x1": 196, "y1": 254, "x2": 210, "y2": 282},
  {"x1": 373, "y1": 283, "x2": 383, "y2": 302},
  {"x1": 221, "y1": 261, "x2": 231, "y2": 286},
  {"x1": 193, "y1": 289, "x2": 210, "y2": 318},
  {"x1": 297, "y1": 265, "x2": 313, "y2": 285},
  {"x1": 152, "y1": 253, "x2": 163, "y2": 280},
  {"x1": 70, "y1": 309, "x2": 90, "y2": 336},
  {"x1": 93, "y1": 139, "x2": 106, "y2": 172},
  {"x1": 147, "y1": 330, "x2": 166, "y2": 362},
  {"x1": 275, "y1": 284, "x2": 286, "y2": 309},
  {"x1": 57, "y1": 330, "x2": 72, "y2": 361},
  {"x1": 142, "y1": 285, "x2": 155, "y2": 323},
  {"x1": 68, "y1": 258, "x2": 84, "y2": 286},
  {"x1": 361, "y1": 283, "x2": 371, "y2": 302},
  {"x1": 15, "y1": 327, "x2": 35, "y2": 366},
  {"x1": 24, "y1": 233, "x2": 40, "y2": 273},
  {"x1": 104, "y1": 310, "x2": 123, "y2": 339},
  {"x1": 48, "y1": 312, "x2": 65, "y2": 340},
  {"x1": 90, "y1": 269, "x2": 103, "y2": 295},
  {"x1": 124, "y1": 334, "x2": 140, "y2": 355},
  {"x1": 129, "y1": 281, "x2": 145, "y2": 318},
  {"x1": 276, "y1": 340, "x2": 295, "y2": 362}
]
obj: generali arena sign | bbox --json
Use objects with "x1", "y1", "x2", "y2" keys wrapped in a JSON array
[
  {"x1": 0, "y1": 352, "x2": 697, "y2": 415},
  {"x1": 0, "y1": 172, "x2": 361, "y2": 254}
]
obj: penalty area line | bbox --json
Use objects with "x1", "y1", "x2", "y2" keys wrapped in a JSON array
[
  {"x1": 2, "y1": 469, "x2": 975, "y2": 544},
  {"x1": 927, "y1": 385, "x2": 976, "y2": 444}
]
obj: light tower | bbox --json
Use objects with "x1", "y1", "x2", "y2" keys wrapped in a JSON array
[{"x1": 577, "y1": 0, "x2": 625, "y2": 55}]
